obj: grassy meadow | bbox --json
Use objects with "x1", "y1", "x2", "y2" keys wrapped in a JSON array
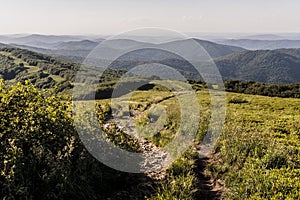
[
  {"x1": 1, "y1": 79, "x2": 299, "y2": 199},
  {"x1": 93, "y1": 87, "x2": 300, "y2": 199}
]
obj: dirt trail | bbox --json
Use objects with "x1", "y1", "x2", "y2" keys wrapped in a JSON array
[
  {"x1": 103, "y1": 94, "x2": 224, "y2": 199},
  {"x1": 104, "y1": 111, "x2": 170, "y2": 180},
  {"x1": 193, "y1": 153, "x2": 224, "y2": 200}
]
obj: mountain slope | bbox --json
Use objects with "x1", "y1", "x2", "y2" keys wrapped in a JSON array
[
  {"x1": 0, "y1": 45, "x2": 130, "y2": 97},
  {"x1": 0, "y1": 46, "x2": 78, "y2": 91},
  {"x1": 108, "y1": 47, "x2": 300, "y2": 84},
  {"x1": 94, "y1": 40, "x2": 300, "y2": 84},
  {"x1": 215, "y1": 50, "x2": 300, "y2": 83},
  {"x1": 158, "y1": 39, "x2": 244, "y2": 59},
  {"x1": 275, "y1": 48, "x2": 300, "y2": 59},
  {"x1": 237, "y1": 34, "x2": 285, "y2": 40},
  {"x1": 6, "y1": 34, "x2": 90, "y2": 48}
]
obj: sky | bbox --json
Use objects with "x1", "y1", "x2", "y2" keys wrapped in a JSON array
[{"x1": 1, "y1": 0, "x2": 300, "y2": 35}]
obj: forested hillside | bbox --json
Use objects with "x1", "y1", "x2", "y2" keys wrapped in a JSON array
[
  {"x1": 215, "y1": 49, "x2": 300, "y2": 83},
  {"x1": 0, "y1": 45, "x2": 126, "y2": 94}
]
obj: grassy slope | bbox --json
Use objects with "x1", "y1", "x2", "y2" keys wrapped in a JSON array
[
  {"x1": 96, "y1": 89, "x2": 300, "y2": 199},
  {"x1": 0, "y1": 50, "x2": 65, "y2": 82},
  {"x1": 213, "y1": 93, "x2": 300, "y2": 199},
  {"x1": 0, "y1": 47, "x2": 128, "y2": 95},
  {"x1": 0, "y1": 48, "x2": 74, "y2": 93}
]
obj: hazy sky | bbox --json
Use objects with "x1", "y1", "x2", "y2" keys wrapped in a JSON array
[{"x1": 1, "y1": 0, "x2": 300, "y2": 35}]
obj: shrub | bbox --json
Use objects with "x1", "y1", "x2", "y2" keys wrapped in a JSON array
[
  {"x1": 0, "y1": 80, "x2": 143, "y2": 199},
  {"x1": 228, "y1": 97, "x2": 249, "y2": 104}
]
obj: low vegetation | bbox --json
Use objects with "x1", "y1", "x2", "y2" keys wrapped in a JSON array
[{"x1": 210, "y1": 93, "x2": 300, "y2": 199}]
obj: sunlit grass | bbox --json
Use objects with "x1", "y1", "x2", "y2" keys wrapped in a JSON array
[{"x1": 93, "y1": 87, "x2": 300, "y2": 199}]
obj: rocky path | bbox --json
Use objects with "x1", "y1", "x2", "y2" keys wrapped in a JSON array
[
  {"x1": 104, "y1": 111, "x2": 171, "y2": 180},
  {"x1": 103, "y1": 94, "x2": 224, "y2": 199}
]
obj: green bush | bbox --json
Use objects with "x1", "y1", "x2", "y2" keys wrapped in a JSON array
[
  {"x1": 228, "y1": 97, "x2": 249, "y2": 104},
  {"x1": 0, "y1": 80, "x2": 81, "y2": 199},
  {"x1": 0, "y1": 80, "x2": 143, "y2": 199}
]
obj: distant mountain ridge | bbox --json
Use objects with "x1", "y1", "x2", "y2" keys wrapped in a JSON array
[
  {"x1": 53, "y1": 40, "x2": 99, "y2": 50},
  {"x1": 0, "y1": 34, "x2": 104, "y2": 48},
  {"x1": 11, "y1": 38, "x2": 245, "y2": 64},
  {"x1": 217, "y1": 39, "x2": 300, "y2": 50}
]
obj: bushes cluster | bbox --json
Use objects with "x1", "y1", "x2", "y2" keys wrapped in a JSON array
[
  {"x1": 0, "y1": 80, "x2": 144, "y2": 199},
  {"x1": 225, "y1": 80, "x2": 300, "y2": 98}
]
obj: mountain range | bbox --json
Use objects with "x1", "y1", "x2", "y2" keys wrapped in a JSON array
[
  {"x1": 0, "y1": 34, "x2": 103, "y2": 49},
  {"x1": 1, "y1": 34, "x2": 300, "y2": 84},
  {"x1": 11, "y1": 38, "x2": 245, "y2": 64}
]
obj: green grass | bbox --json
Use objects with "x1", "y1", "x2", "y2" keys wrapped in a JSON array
[
  {"x1": 147, "y1": 148, "x2": 199, "y2": 200},
  {"x1": 0, "y1": 51, "x2": 11, "y2": 57},
  {"x1": 0, "y1": 50, "x2": 30, "y2": 66},
  {"x1": 209, "y1": 92, "x2": 300, "y2": 199},
  {"x1": 26, "y1": 66, "x2": 40, "y2": 73},
  {"x1": 95, "y1": 88, "x2": 213, "y2": 199},
  {"x1": 49, "y1": 74, "x2": 66, "y2": 82},
  {"x1": 97, "y1": 89, "x2": 300, "y2": 199}
]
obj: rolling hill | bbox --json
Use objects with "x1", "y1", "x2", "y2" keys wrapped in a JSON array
[
  {"x1": 0, "y1": 44, "x2": 123, "y2": 93},
  {"x1": 275, "y1": 48, "x2": 300, "y2": 58},
  {"x1": 0, "y1": 44, "x2": 140, "y2": 98},
  {"x1": 215, "y1": 49, "x2": 300, "y2": 83},
  {"x1": 0, "y1": 45, "x2": 78, "y2": 91}
]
